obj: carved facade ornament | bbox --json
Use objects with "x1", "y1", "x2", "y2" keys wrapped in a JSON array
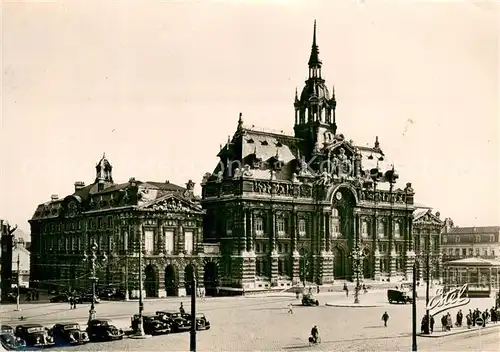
[
  {"x1": 216, "y1": 171, "x2": 223, "y2": 183},
  {"x1": 315, "y1": 170, "x2": 332, "y2": 186},
  {"x1": 298, "y1": 156, "x2": 312, "y2": 177},
  {"x1": 242, "y1": 164, "x2": 253, "y2": 177},
  {"x1": 233, "y1": 168, "x2": 242, "y2": 179},
  {"x1": 150, "y1": 198, "x2": 194, "y2": 213},
  {"x1": 270, "y1": 170, "x2": 277, "y2": 181},
  {"x1": 292, "y1": 172, "x2": 299, "y2": 183},
  {"x1": 201, "y1": 172, "x2": 211, "y2": 185}
]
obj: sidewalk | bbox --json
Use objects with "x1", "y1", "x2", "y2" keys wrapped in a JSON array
[{"x1": 419, "y1": 323, "x2": 500, "y2": 338}]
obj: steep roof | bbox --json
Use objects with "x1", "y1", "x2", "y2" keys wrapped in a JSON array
[{"x1": 446, "y1": 226, "x2": 500, "y2": 235}]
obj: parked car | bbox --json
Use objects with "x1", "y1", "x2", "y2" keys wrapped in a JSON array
[
  {"x1": 14, "y1": 324, "x2": 55, "y2": 347},
  {"x1": 131, "y1": 314, "x2": 171, "y2": 335},
  {"x1": 1, "y1": 325, "x2": 14, "y2": 335},
  {"x1": 50, "y1": 322, "x2": 89, "y2": 345},
  {"x1": 50, "y1": 294, "x2": 69, "y2": 303},
  {"x1": 0, "y1": 332, "x2": 26, "y2": 351},
  {"x1": 302, "y1": 293, "x2": 319, "y2": 306},
  {"x1": 193, "y1": 313, "x2": 211, "y2": 331},
  {"x1": 156, "y1": 311, "x2": 191, "y2": 332},
  {"x1": 387, "y1": 289, "x2": 413, "y2": 304},
  {"x1": 86, "y1": 319, "x2": 124, "y2": 342}
]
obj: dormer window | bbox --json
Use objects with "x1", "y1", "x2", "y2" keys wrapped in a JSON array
[
  {"x1": 260, "y1": 140, "x2": 268, "y2": 146},
  {"x1": 247, "y1": 138, "x2": 255, "y2": 143},
  {"x1": 275, "y1": 141, "x2": 283, "y2": 147}
]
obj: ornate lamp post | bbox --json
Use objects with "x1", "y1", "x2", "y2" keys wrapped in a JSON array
[
  {"x1": 350, "y1": 245, "x2": 365, "y2": 304},
  {"x1": 300, "y1": 249, "x2": 309, "y2": 288},
  {"x1": 83, "y1": 240, "x2": 107, "y2": 324},
  {"x1": 368, "y1": 165, "x2": 382, "y2": 280},
  {"x1": 130, "y1": 229, "x2": 151, "y2": 339}
]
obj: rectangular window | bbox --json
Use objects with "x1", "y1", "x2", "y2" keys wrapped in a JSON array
[
  {"x1": 394, "y1": 223, "x2": 400, "y2": 238},
  {"x1": 277, "y1": 218, "x2": 285, "y2": 236},
  {"x1": 122, "y1": 230, "x2": 129, "y2": 251},
  {"x1": 255, "y1": 217, "x2": 264, "y2": 236},
  {"x1": 184, "y1": 231, "x2": 194, "y2": 254},
  {"x1": 109, "y1": 236, "x2": 114, "y2": 251},
  {"x1": 455, "y1": 236, "x2": 460, "y2": 243},
  {"x1": 378, "y1": 222, "x2": 384, "y2": 238},
  {"x1": 226, "y1": 219, "x2": 233, "y2": 236},
  {"x1": 298, "y1": 219, "x2": 306, "y2": 235},
  {"x1": 462, "y1": 248, "x2": 466, "y2": 256},
  {"x1": 144, "y1": 230, "x2": 155, "y2": 253},
  {"x1": 361, "y1": 221, "x2": 368, "y2": 238},
  {"x1": 165, "y1": 230, "x2": 175, "y2": 254}
]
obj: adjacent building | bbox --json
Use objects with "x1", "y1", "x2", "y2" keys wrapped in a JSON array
[
  {"x1": 1, "y1": 220, "x2": 17, "y2": 299},
  {"x1": 12, "y1": 238, "x2": 31, "y2": 288},
  {"x1": 412, "y1": 207, "x2": 444, "y2": 282},
  {"x1": 29, "y1": 155, "x2": 219, "y2": 298},
  {"x1": 201, "y1": 22, "x2": 417, "y2": 291},
  {"x1": 441, "y1": 221, "x2": 500, "y2": 261}
]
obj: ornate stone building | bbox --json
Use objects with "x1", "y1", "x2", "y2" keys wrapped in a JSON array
[
  {"x1": 441, "y1": 223, "x2": 500, "y2": 261},
  {"x1": 29, "y1": 155, "x2": 219, "y2": 298},
  {"x1": 412, "y1": 207, "x2": 444, "y2": 282},
  {"x1": 201, "y1": 23, "x2": 417, "y2": 291}
]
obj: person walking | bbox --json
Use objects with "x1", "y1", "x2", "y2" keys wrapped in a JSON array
[
  {"x1": 382, "y1": 311, "x2": 389, "y2": 327},
  {"x1": 179, "y1": 302, "x2": 185, "y2": 314},
  {"x1": 288, "y1": 303, "x2": 293, "y2": 314}
]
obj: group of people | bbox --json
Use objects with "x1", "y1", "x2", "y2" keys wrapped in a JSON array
[
  {"x1": 434, "y1": 307, "x2": 499, "y2": 332},
  {"x1": 24, "y1": 289, "x2": 39, "y2": 301},
  {"x1": 343, "y1": 283, "x2": 368, "y2": 297}
]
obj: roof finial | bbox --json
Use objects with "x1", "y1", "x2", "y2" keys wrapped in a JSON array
[
  {"x1": 103, "y1": 152, "x2": 106, "y2": 159},
  {"x1": 295, "y1": 87, "x2": 298, "y2": 101},
  {"x1": 237, "y1": 112, "x2": 243, "y2": 130},
  {"x1": 313, "y1": 19, "x2": 317, "y2": 46},
  {"x1": 374, "y1": 136, "x2": 380, "y2": 149}
]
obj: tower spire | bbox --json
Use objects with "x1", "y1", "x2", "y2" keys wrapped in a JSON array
[{"x1": 308, "y1": 20, "x2": 322, "y2": 70}]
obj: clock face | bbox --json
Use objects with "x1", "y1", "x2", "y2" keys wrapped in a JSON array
[{"x1": 336, "y1": 192, "x2": 342, "y2": 200}]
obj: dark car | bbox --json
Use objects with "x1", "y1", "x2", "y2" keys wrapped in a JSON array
[
  {"x1": 86, "y1": 319, "x2": 124, "y2": 342},
  {"x1": 131, "y1": 314, "x2": 171, "y2": 335},
  {"x1": 302, "y1": 293, "x2": 319, "y2": 306},
  {"x1": 0, "y1": 332, "x2": 26, "y2": 351},
  {"x1": 193, "y1": 313, "x2": 211, "y2": 331},
  {"x1": 50, "y1": 323, "x2": 89, "y2": 345},
  {"x1": 50, "y1": 294, "x2": 69, "y2": 303},
  {"x1": 387, "y1": 289, "x2": 413, "y2": 304},
  {"x1": 156, "y1": 311, "x2": 191, "y2": 332},
  {"x1": 15, "y1": 324, "x2": 55, "y2": 347},
  {"x1": 77, "y1": 293, "x2": 100, "y2": 304},
  {"x1": 1, "y1": 325, "x2": 14, "y2": 335}
]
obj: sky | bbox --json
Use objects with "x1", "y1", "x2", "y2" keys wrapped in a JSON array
[{"x1": 2, "y1": 0, "x2": 499, "y2": 236}]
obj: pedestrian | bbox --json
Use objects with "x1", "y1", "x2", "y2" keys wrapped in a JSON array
[
  {"x1": 35, "y1": 290, "x2": 39, "y2": 301},
  {"x1": 456, "y1": 309, "x2": 463, "y2": 327},
  {"x1": 296, "y1": 291, "x2": 300, "y2": 300},
  {"x1": 382, "y1": 311, "x2": 389, "y2": 327},
  {"x1": 466, "y1": 313, "x2": 472, "y2": 329},
  {"x1": 316, "y1": 285, "x2": 320, "y2": 294},
  {"x1": 430, "y1": 315, "x2": 435, "y2": 333},
  {"x1": 446, "y1": 313, "x2": 452, "y2": 331},
  {"x1": 288, "y1": 303, "x2": 293, "y2": 314},
  {"x1": 69, "y1": 296, "x2": 73, "y2": 309},
  {"x1": 179, "y1": 302, "x2": 185, "y2": 314},
  {"x1": 73, "y1": 296, "x2": 77, "y2": 309},
  {"x1": 345, "y1": 287, "x2": 349, "y2": 297}
]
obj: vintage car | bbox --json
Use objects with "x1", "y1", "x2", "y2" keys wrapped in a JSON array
[
  {"x1": 156, "y1": 311, "x2": 191, "y2": 332},
  {"x1": 14, "y1": 324, "x2": 55, "y2": 347},
  {"x1": 50, "y1": 322, "x2": 89, "y2": 345},
  {"x1": 194, "y1": 313, "x2": 211, "y2": 331},
  {"x1": 387, "y1": 289, "x2": 413, "y2": 304},
  {"x1": 49, "y1": 293, "x2": 70, "y2": 303},
  {"x1": 131, "y1": 314, "x2": 171, "y2": 335},
  {"x1": 1, "y1": 325, "x2": 14, "y2": 335},
  {"x1": 86, "y1": 319, "x2": 124, "y2": 342},
  {"x1": 0, "y1": 332, "x2": 26, "y2": 350},
  {"x1": 302, "y1": 293, "x2": 319, "y2": 306}
]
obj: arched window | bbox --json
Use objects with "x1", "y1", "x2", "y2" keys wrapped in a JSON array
[
  {"x1": 255, "y1": 217, "x2": 264, "y2": 236},
  {"x1": 378, "y1": 221, "x2": 385, "y2": 238},
  {"x1": 298, "y1": 219, "x2": 306, "y2": 236},
  {"x1": 394, "y1": 222, "x2": 401, "y2": 238},
  {"x1": 361, "y1": 220, "x2": 368, "y2": 238}
]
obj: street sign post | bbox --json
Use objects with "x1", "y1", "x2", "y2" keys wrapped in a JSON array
[
  {"x1": 475, "y1": 317, "x2": 484, "y2": 351},
  {"x1": 475, "y1": 317, "x2": 484, "y2": 328}
]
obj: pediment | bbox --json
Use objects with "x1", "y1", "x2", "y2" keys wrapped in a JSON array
[
  {"x1": 414, "y1": 211, "x2": 443, "y2": 226},
  {"x1": 324, "y1": 139, "x2": 355, "y2": 155},
  {"x1": 140, "y1": 195, "x2": 204, "y2": 214}
]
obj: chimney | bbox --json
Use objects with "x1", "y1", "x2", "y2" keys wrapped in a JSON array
[
  {"x1": 51, "y1": 194, "x2": 59, "y2": 201},
  {"x1": 74, "y1": 181, "x2": 85, "y2": 192}
]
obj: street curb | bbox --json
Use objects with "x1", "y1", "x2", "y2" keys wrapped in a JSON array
[{"x1": 418, "y1": 324, "x2": 500, "y2": 338}]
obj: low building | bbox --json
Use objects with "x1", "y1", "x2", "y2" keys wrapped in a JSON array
[
  {"x1": 441, "y1": 221, "x2": 500, "y2": 261},
  {"x1": 443, "y1": 257, "x2": 500, "y2": 294},
  {"x1": 29, "y1": 155, "x2": 219, "y2": 298},
  {"x1": 412, "y1": 207, "x2": 444, "y2": 282}
]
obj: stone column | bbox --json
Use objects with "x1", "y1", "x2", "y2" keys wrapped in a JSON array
[
  {"x1": 242, "y1": 209, "x2": 247, "y2": 254},
  {"x1": 320, "y1": 211, "x2": 326, "y2": 252},
  {"x1": 178, "y1": 265, "x2": 186, "y2": 297},
  {"x1": 325, "y1": 213, "x2": 331, "y2": 252},
  {"x1": 488, "y1": 268, "x2": 492, "y2": 293},
  {"x1": 270, "y1": 210, "x2": 279, "y2": 286},
  {"x1": 249, "y1": 210, "x2": 254, "y2": 253}
]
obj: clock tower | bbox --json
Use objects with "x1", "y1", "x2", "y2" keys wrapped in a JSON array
[{"x1": 293, "y1": 21, "x2": 337, "y2": 159}]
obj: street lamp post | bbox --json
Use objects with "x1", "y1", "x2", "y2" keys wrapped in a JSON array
[
  {"x1": 130, "y1": 230, "x2": 151, "y2": 339},
  {"x1": 412, "y1": 261, "x2": 417, "y2": 352},
  {"x1": 83, "y1": 240, "x2": 106, "y2": 324},
  {"x1": 351, "y1": 245, "x2": 365, "y2": 304},
  {"x1": 190, "y1": 276, "x2": 197, "y2": 352},
  {"x1": 14, "y1": 254, "x2": 21, "y2": 311}
]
